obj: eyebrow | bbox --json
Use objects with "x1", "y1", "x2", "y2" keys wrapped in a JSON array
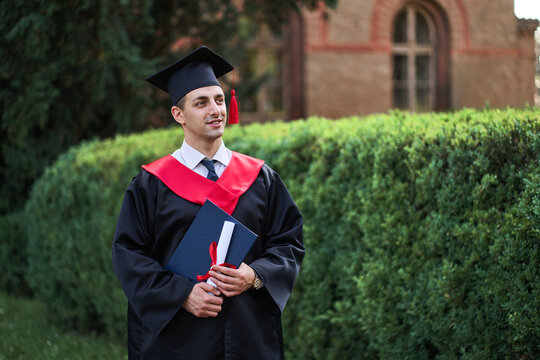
[{"x1": 191, "y1": 94, "x2": 224, "y2": 103}]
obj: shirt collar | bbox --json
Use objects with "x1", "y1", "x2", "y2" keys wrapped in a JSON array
[{"x1": 179, "y1": 140, "x2": 231, "y2": 170}]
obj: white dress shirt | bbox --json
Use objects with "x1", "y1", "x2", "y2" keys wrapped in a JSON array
[{"x1": 171, "y1": 140, "x2": 232, "y2": 179}]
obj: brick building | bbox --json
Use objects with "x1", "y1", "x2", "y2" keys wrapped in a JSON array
[{"x1": 240, "y1": 0, "x2": 538, "y2": 122}]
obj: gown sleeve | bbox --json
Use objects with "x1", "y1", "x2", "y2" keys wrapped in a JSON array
[
  {"x1": 249, "y1": 171, "x2": 305, "y2": 312},
  {"x1": 112, "y1": 172, "x2": 195, "y2": 336}
]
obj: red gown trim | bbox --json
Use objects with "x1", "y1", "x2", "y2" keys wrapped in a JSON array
[{"x1": 141, "y1": 152, "x2": 264, "y2": 215}]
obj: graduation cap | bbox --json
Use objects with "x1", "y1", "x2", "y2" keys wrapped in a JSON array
[{"x1": 146, "y1": 46, "x2": 239, "y2": 124}]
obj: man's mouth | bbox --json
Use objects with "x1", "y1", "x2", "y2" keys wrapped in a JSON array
[{"x1": 207, "y1": 119, "x2": 223, "y2": 125}]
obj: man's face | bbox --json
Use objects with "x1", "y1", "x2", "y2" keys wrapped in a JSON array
[{"x1": 173, "y1": 85, "x2": 227, "y2": 147}]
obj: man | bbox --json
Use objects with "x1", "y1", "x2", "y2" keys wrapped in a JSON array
[{"x1": 112, "y1": 46, "x2": 304, "y2": 359}]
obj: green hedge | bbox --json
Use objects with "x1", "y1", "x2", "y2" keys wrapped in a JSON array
[
  {"x1": 24, "y1": 108, "x2": 539, "y2": 357},
  {"x1": 24, "y1": 129, "x2": 181, "y2": 337}
]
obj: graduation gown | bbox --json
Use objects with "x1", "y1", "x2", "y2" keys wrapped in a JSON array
[{"x1": 112, "y1": 152, "x2": 304, "y2": 360}]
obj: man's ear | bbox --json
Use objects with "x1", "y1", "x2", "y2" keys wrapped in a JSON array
[{"x1": 171, "y1": 106, "x2": 185, "y2": 126}]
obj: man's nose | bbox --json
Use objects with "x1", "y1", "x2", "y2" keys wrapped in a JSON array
[{"x1": 208, "y1": 100, "x2": 221, "y2": 116}]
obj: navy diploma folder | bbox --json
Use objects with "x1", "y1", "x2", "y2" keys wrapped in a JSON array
[{"x1": 165, "y1": 199, "x2": 258, "y2": 282}]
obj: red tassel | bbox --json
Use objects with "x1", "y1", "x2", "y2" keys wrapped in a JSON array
[
  {"x1": 229, "y1": 89, "x2": 239, "y2": 124},
  {"x1": 228, "y1": 69, "x2": 239, "y2": 124}
]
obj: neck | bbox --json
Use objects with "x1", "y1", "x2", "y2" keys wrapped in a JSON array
[{"x1": 185, "y1": 138, "x2": 223, "y2": 159}]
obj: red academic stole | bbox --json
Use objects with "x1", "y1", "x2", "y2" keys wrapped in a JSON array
[{"x1": 141, "y1": 152, "x2": 264, "y2": 215}]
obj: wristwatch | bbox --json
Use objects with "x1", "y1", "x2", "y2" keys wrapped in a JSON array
[{"x1": 252, "y1": 273, "x2": 263, "y2": 290}]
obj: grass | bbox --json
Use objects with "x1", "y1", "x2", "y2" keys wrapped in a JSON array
[{"x1": 0, "y1": 292, "x2": 127, "y2": 360}]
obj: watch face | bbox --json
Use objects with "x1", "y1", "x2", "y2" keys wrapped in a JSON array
[{"x1": 254, "y1": 278, "x2": 261, "y2": 288}]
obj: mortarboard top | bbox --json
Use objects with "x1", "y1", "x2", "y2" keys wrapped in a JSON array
[{"x1": 146, "y1": 46, "x2": 234, "y2": 106}]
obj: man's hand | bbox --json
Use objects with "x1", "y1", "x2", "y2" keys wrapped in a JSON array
[
  {"x1": 209, "y1": 262, "x2": 256, "y2": 297},
  {"x1": 183, "y1": 282, "x2": 223, "y2": 318}
]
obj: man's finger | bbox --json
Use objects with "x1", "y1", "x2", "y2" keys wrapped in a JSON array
[
  {"x1": 211, "y1": 265, "x2": 237, "y2": 276},
  {"x1": 209, "y1": 270, "x2": 238, "y2": 284},
  {"x1": 210, "y1": 276, "x2": 237, "y2": 291},
  {"x1": 204, "y1": 302, "x2": 222, "y2": 313},
  {"x1": 220, "y1": 288, "x2": 241, "y2": 298},
  {"x1": 198, "y1": 282, "x2": 222, "y2": 296}
]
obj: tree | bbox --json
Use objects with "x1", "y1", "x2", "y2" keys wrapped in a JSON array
[{"x1": 0, "y1": 0, "x2": 156, "y2": 214}]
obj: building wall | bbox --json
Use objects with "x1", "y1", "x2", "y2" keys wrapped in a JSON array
[
  {"x1": 450, "y1": 0, "x2": 537, "y2": 109},
  {"x1": 305, "y1": 52, "x2": 391, "y2": 118},
  {"x1": 302, "y1": 0, "x2": 538, "y2": 118}
]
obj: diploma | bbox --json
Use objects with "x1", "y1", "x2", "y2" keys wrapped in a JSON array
[
  {"x1": 165, "y1": 200, "x2": 257, "y2": 284},
  {"x1": 207, "y1": 221, "x2": 235, "y2": 288}
]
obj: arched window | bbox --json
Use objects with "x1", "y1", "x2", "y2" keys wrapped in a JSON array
[{"x1": 392, "y1": 4, "x2": 437, "y2": 111}]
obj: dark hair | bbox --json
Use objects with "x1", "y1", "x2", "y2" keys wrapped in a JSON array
[{"x1": 175, "y1": 96, "x2": 186, "y2": 110}]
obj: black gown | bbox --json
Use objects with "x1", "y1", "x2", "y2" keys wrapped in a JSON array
[{"x1": 112, "y1": 152, "x2": 304, "y2": 360}]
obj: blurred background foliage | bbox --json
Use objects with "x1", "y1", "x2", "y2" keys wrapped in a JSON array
[{"x1": 0, "y1": 0, "x2": 337, "y2": 216}]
